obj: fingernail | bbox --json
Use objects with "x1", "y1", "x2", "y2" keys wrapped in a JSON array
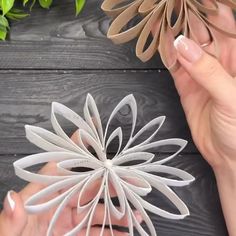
[
  {"x1": 7, "y1": 191, "x2": 15, "y2": 212},
  {"x1": 135, "y1": 211, "x2": 143, "y2": 223},
  {"x1": 174, "y1": 35, "x2": 203, "y2": 63}
]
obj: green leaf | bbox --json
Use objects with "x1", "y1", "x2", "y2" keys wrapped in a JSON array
[
  {"x1": 0, "y1": 29, "x2": 7, "y2": 40},
  {"x1": 23, "y1": 0, "x2": 29, "y2": 6},
  {"x1": 0, "y1": 16, "x2": 8, "y2": 40},
  {"x1": 0, "y1": 15, "x2": 9, "y2": 28},
  {"x1": 0, "y1": 24, "x2": 7, "y2": 32},
  {"x1": 39, "y1": 0, "x2": 53, "y2": 9},
  {"x1": 75, "y1": 0, "x2": 85, "y2": 16},
  {"x1": 6, "y1": 8, "x2": 29, "y2": 20},
  {"x1": 29, "y1": 0, "x2": 36, "y2": 11},
  {"x1": 1, "y1": 0, "x2": 15, "y2": 15},
  {"x1": 23, "y1": 0, "x2": 36, "y2": 10}
]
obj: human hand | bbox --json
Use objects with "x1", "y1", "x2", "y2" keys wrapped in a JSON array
[
  {"x1": 170, "y1": 3, "x2": 236, "y2": 173},
  {"x1": 0, "y1": 134, "x2": 142, "y2": 236},
  {"x1": 166, "y1": 3, "x2": 236, "y2": 235}
]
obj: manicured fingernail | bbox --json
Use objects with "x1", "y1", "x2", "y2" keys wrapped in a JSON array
[
  {"x1": 174, "y1": 35, "x2": 203, "y2": 63},
  {"x1": 135, "y1": 211, "x2": 143, "y2": 223},
  {"x1": 7, "y1": 191, "x2": 15, "y2": 212}
]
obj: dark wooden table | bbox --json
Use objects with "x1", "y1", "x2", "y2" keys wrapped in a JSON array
[{"x1": 0, "y1": 1, "x2": 228, "y2": 235}]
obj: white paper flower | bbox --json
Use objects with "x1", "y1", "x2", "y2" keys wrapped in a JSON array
[{"x1": 14, "y1": 94, "x2": 195, "y2": 236}]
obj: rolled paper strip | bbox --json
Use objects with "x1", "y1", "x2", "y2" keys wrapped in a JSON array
[
  {"x1": 25, "y1": 177, "x2": 88, "y2": 214},
  {"x1": 14, "y1": 94, "x2": 194, "y2": 236},
  {"x1": 106, "y1": 127, "x2": 123, "y2": 157},
  {"x1": 134, "y1": 165, "x2": 195, "y2": 186},
  {"x1": 84, "y1": 94, "x2": 104, "y2": 147},
  {"x1": 113, "y1": 152, "x2": 155, "y2": 166},
  {"x1": 101, "y1": 0, "x2": 236, "y2": 69}
]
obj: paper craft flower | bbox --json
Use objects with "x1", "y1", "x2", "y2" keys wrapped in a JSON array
[
  {"x1": 101, "y1": 0, "x2": 236, "y2": 70},
  {"x1": 14, "y1": 94, "x2": 195, "y2": 236}
]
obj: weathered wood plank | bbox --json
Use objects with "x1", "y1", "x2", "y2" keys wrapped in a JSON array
[
  {"x1": 0, "y1": 1, "x2": 235, "y2": 70},
  {"x1": 0, "y1": 0, "x2": 163, "y2": 70},
  {"x1": 0, "y1": 69, "x2": 197, "y2": 154},
  {"x1": 0, "y1": 153, "x2": 227, "y2": 235},
  {"x1": 0, "y1": 1, "x2": 230, "y2": 235}
]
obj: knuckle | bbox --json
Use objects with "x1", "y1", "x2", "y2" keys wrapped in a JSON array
[{"x1": 199, "y1": 55, "x2": 221, "y2": 79}]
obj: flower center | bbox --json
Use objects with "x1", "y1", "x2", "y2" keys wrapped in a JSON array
[{"x1": 103, "y1": 160, "x2": 113, "y2": 169}]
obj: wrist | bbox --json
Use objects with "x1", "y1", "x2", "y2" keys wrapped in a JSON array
[
  {"x1": 213, "y1": 159, "x2": 236, "y2": 190},
  {"x1": 212, "y1": 160, "x2": 236, "y2": 236}
]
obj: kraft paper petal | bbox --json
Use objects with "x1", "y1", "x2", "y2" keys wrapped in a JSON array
[{"x1": 101, "y1": 0, "x2": 236, "y2": 69}]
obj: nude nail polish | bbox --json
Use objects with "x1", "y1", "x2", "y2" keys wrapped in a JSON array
[
  {"x1": 174, "y1": 35, "x2": 203, "y2": 63},
  {"x1": 7, "y1": 191, "x2": 15, "y2": 212}
]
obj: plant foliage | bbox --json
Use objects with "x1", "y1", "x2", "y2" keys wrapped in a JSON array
[{"x1": 0, "y1": 0, "x2": 86, "y2": 40}]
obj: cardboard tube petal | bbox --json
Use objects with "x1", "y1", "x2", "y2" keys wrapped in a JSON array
[{"x1": 102, "y1": 0, "x2": 236, "y2": 69}]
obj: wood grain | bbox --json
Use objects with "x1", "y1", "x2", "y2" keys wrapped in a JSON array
[
  {"x1": 0, "y1": 69, "x2": 197, "y2": 155},
  {"x1": 0, "y1": 154, "x2": 227, "y2": 236},
  {"x1": 0, "y1": 0, "x2": 163, "y2": 70},
  {"x1": 0, "y1": 1, "x2": 229, "y2": 235}
]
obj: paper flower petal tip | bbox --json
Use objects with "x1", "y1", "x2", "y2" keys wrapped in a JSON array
[
  {"x1": 101, "y1": 0, "x2": 236, "y2": 69},
  {"x1": 14, "y1": 94, "x2": 194, "y2": 236}
]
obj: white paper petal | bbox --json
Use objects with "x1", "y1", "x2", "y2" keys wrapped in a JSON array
[
  {"x1": 13, "y1": 94, "x2": 194, "y2": 236},
  {"x1": 77, "y1": 169, "x2": 105, "y2": 212},
  {"x1": 123, "y1": 138, "x2": 188, "y2": 164},
  {"x1": 113, "y1": 152, "x2": 154, "y2": 166},
  {"x1": 125, "y1": 200, "x2": 134, "y2": 236},
  {"x1": 47, "y1": 183, "x2": 85, "y2": 236},
  {"x1": 25, "y1": 125, "x2": 79, "y2": 153},
  {"x1": 134, "y1": 164, "x2": 195, "y2": 186},
  {"x1": 84, "y1": 94, "x2": 104, "y2": 146},
  {"x1": 99, "y1": 185, "x2": 108, "y2": 236},
  {"x1": 25, "y1": 176, "x2": 88, "y2": 214},
  {"x1": 123, "y1": 184, "x2": 157, "y2": 236},
  {"x1": 14, "y1": 152, "x2": 83, "y2": 184},
  {"x1": 51, "y1": 102, "x2": 94, "y2": 152},
  {"x1": 104, "y1": 94, "x2": 137, "y2": 147},
  {"x1": 122, "y1": 116, "x2": 166, "y2": 152},
  {"x1": 134, "y1": 174, "x2": 190, "y2": 219},
  {"x1": 116, "y1": 167, "x2": 152, "y2": 196},
  {"x1": 108, "y1": 169, "x2": 126, "y2": 219},
  {"x1": 79, "y1": 129, "x2": 107, "y2": 161},
  {"x1": 57, "y1": 158, "x2": 102, "y2": 175},
  {"x1": 106, "y1": 127, "x2": 123, "y2": 157},
  {"x1": 67, "y1": 171, "x2": 106, "y2": 236}
]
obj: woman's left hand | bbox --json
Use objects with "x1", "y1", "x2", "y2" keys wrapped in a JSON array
[{"x1": 0, "y1": 134, "x2": 142, "y2": 236}]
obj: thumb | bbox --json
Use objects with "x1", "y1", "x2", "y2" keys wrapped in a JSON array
[
  {"x1": 174, "y1": 35, "x2": 236, "y2": 105},
  {"x1": 0, "y1": 191, "x2": 27, "y2": 236}
]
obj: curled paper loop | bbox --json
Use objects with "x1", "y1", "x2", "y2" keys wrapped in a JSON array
[
  {"x1": 101, "y1": 0, "x2": 236, "y2": 69},
  {"x1": 14, "y1": 94, "x2": 195, "y2": 236}
]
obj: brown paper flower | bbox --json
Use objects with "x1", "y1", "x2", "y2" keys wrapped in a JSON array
[{"x1": 101, "y1": 0, "x2": 236, "y2": 70}]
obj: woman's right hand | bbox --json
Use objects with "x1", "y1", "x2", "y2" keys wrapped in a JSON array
[
  {"x1": 166, "y1": 3, "x2": 236, "y2": 235},
  {"x1": 171, "y1": 3, "x2": 236, "y2": 171}
]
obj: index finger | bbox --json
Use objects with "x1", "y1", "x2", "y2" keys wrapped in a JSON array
[{"x1": 19, "y1": 162, "x2": 58, "y2": 201}]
